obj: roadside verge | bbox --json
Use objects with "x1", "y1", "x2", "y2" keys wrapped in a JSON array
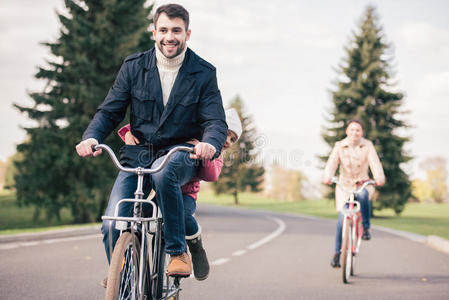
[
  {"x1": 0, "y1": 224, "x2": 101, "y2": 244},
  {"x1": 1, "y1": 206, "x2": 448, "y2": 257}
]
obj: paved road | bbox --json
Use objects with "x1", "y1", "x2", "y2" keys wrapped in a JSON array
[{"x1": 1, "y1": 204, "x2": 448, "y2": 299}]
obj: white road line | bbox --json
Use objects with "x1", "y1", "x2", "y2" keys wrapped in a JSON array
[
  {"x1": 0, "y1": 234, "x2": 101, "y2": 250},
  {"x1": 0, "y1": 244, "x2": 20, "y2": 250},
  {"x1": 246, "y1": 217, "x2": 286, "y2": 250},
  {"x1": 20, "y1": 241, "x2": 40, "y2": 247},
  {"x1": 211, "y1": 258, "x2": 231, "y2": 265},
  {"x1": 41, "y1": 234, "x2": 101, "y2": 244},
  {"x1": 1, "y1": 216, "x2": 287, "y2": 269},
  {"x1": 211, "y1": 216, "x2": 286, "y2": 266},
  {"x1": 232, "y1": 249, "x2": 247, "y2": 256}
]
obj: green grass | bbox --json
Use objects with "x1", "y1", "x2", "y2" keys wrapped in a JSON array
[
  {"x1": 197, "y1": 190, "x2": 449, "y2": 240},
  {"x1": 369, "y1": 204, "x2": 449, "y2": 240},
  {"x1": 0, "y1": 190, "x2": 85, "y2": 235},
  {"x1": 198, "y1": 190, "x2": 337, "y2": 218},
  {"x1": 1, "y1": 189, "x2": 448, "y2": 241}
]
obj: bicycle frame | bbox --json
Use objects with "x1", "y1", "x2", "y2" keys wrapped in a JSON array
[
  {"x1": 332, "y1": 177, "x2": 374, "y2": 283},
  {"x1": 98, "y1": 144, "x2": 193, "y2": 299},
  {"x1": 341, "y1": 193, "x2": 362, "y2": 255}
]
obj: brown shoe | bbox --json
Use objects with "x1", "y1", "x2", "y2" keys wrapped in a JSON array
[{"x1": 168, "y1": 252, "x2": 192, "y2": 277}]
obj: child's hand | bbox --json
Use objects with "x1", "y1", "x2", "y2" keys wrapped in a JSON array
[{"x1": 125, "y1": 132, "x2": 140, "y2": 145}]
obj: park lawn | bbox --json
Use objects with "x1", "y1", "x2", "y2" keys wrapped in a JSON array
[
  {"x1": 0, "y1": 190, "x2": 94, "y2": 234},
  {"x1": 1, "y1": 189, "x2": 448, "y2": 240},
  {"x1": 197, "y1": 190, "x2": 449, "y2": 241},
  {"x1": 197, "y1": 190, "x2": 337, "y2": 219},
  {"x1": 369, "y1": 204, "x2": 449, "y2": 240}
]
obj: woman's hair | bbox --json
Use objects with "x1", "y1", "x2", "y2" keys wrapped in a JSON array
[{"x1": 346, "y1": 119, "x2": 364, "y2": 130}]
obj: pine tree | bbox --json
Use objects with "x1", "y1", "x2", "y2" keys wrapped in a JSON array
[
  {"x1": 213, "y1": 96, "x2": 265, "y2": 204},
  {"x1": 322, "y1": 6, "x2": 411, "y2": 215},
  {"x1": 14, "y1": 0, "x2": 154, "y2": 222}
]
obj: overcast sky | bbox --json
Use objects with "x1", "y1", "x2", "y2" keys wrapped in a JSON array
[{"x1": 1, "y1": 0, "x2": 448, "y2": 183}]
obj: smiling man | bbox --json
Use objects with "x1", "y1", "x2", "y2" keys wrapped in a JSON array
[
  {"x1": 154, "y1": 10, "x2": 190, "y2": 59},
  {"x1": 75, "y1": 3, "x2": 227, "y2": 283}
]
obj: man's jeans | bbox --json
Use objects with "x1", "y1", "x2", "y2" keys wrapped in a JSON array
[
  {"x1": 101, "y1": 146, "x2": 197, "y2": 263},
  {"x1": 150, "y1": 150, "x2": 197, "y2": 255},
  {"x1": 334, "y1": 188, "x2": 370, "y2": 253}
]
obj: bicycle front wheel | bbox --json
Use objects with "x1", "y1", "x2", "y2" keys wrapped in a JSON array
[
  {"x1": 351, "y1": 219, "x2": 361, "y2": 276},
  {"x1": 105, "y1": 232, "x2": 141, "y2": 300},
  {"x1": 341, "y1": 219, "x2": 352, "y2": 284}
]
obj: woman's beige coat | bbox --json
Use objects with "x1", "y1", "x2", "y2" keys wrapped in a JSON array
[{"x1": 324, "y1": 137, "x2": 385, "y2": 211}]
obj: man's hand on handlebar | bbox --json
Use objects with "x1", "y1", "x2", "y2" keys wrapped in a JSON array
[
  {"x1": 190, "y1": 142, "x2": 216, "y2": 160},
  {"x1": 75, "y1": 138, "x2": 102, "y2": 157}
]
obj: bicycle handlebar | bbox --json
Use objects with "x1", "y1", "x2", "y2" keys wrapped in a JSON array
[
  {"x1": 94, "y1": 144, "x2": 194, "y2": 174},
  {"x1": 331, "y1": 176, "x2": 375, "y2": 195}
]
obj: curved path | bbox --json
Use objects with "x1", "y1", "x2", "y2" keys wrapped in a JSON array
[{"x1": 1, "y1": 204, "x2": 448, "y2": 299}]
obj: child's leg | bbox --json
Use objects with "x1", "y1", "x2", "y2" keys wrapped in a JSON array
[
  {"x1": 183, "y1": 194, "x2": 200, "y2": 239},
  {"x1": 183, "y1": 194, "x2": 209, "y2": 280}
]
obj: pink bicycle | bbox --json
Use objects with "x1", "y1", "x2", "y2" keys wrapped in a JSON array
[{"x1": 332, "y1": 177, "x2": 375, "y2": 284}]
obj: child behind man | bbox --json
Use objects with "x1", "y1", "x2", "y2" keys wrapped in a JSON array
[{"x1": 117, "y1": 108, "x2": 242, "y2": 280}]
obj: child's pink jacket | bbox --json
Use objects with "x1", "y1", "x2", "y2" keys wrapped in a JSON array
[{"x1": 118, "y1": 124, "x2": 223, "y2": 200}]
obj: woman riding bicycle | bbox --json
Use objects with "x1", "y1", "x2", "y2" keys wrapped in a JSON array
[{"x1": 322, "y1": 119, "x2": 385, "y2": 268}]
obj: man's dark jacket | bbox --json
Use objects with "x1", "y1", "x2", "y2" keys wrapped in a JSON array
[{"x1": 83, "y1": 47, "x2": 228, "y2": 158}]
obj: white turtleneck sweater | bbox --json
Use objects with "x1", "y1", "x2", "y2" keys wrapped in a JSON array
[
  {"x1": 155, "y1": 46, "x2": 186, "y2": 106},
  {"x1": 84, "y1": 47, "x2": 187, "y2": 147}
]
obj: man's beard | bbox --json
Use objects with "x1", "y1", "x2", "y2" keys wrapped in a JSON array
[{"x1": 158, "y1": 40, "x2": 186, "y2": 59}]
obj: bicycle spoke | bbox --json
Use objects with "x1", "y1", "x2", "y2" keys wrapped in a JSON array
[
  {"x1": 119, "y1": 250, "x2": 130, "y2": 299},
  {"x1": 118, "y1": 246, "x2": 137, "y2": 300}
]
